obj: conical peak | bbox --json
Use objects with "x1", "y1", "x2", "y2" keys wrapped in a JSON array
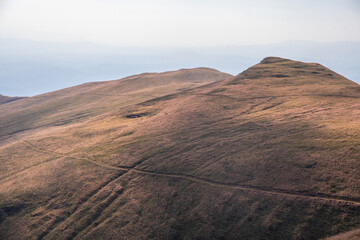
[{"x1": 228, "y1": 57, "x2": 355, "y2": 87}]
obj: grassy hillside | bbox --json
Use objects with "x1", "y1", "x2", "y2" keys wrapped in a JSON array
[
  {"x1": 0, "y1": 58, "x2": 359, "y2": 239},
  {"x1": 0, "y1": 68, "x2": 231, "y2": 143}
]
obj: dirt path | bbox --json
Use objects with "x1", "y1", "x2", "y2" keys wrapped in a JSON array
[
  {"x1": 22, "y1": 141, "x2": 360, "y2": 207},
  {"x1": 23, "y1": 140, "x2": 126, "y2": 171}
]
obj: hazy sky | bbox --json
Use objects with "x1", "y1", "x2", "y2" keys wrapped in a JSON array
[{"x1": 0, "y1": 0, "x2": 360, "y2": 46}]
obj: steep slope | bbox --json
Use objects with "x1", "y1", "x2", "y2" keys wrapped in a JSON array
[
  {"x1": 0, "y1": 58, "x2": 359, "y2": 239},
  {"x1": 0, "y1": 68, "x2": 231, "y2": 143}
]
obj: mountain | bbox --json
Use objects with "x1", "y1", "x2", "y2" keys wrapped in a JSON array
[{"x1": 0, "y1": 58, "x2": 359, "y2": 239}]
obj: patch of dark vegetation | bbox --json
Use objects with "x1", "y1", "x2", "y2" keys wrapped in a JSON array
[
  {"x1": 312, "y1": 71, "x2": 320, "y2": 74},
  {"x1": 0, "y1": 202, "x2": 27, "y2": 222},
  {"x1": 304, "y1": 162, "x2": 317, "y2": 169},
  {"x1": 235, "y1": 70, "x2": 265, "y2": 80},
  {"x1": 125, "y1": 112, "x2": 148, "y2": 118},
  {"x1": 210, "y1": 88, "x2": 226, "y2": 94},
  {"x1": 290, "y1": 63, "x2": 311, "y2": 69},
  {"x1": 1, "y1": 203, "x2": 26, "y2": 216},
  {"x1": 271, "y1": 74, "x2": 290, "y2": 78}
]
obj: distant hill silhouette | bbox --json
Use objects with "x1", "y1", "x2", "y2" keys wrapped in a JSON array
[{"x1": 1, "y1": 39, "x2": 359, "y2": 96}]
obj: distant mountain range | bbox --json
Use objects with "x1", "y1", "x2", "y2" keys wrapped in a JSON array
[
  {"x1": 0, "y1": 58, "x2": 359, "y2": 239},
  {"x1": 0, "y1": 67, "x2": 230, "y2": 143},
  {"x1": 1, "y1": 39, "x2": 359, "y2": 96}
]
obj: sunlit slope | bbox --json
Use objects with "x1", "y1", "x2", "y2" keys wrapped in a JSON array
[
  {"x1": 324, "y1": 228, "x2": 360, "y2": 240},
  {"x1": 0, "y1": 58, "x2": 359, "y2": 239},
  {"x1": 0, "y1": 67, "x2": 231, "y2": 143}
]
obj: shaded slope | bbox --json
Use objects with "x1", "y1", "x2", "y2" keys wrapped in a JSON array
[
  {"x1": 0, "y1": 94, "x2": 25, "y2": 105},
  {"x1": 0, "y1": 68, "x2": 231, "y2": 143},
  {"x1": 0, "y1": 58, "x2": 359, "y2": 239}
]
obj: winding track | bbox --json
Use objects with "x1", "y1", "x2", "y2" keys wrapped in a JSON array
[{"x1": 22, "y1": 140, "x2": 360, "y2": 207}]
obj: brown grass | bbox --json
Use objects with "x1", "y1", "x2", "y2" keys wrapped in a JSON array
[
  {"x1": 323, "y1": 228, "x2": 360, "y2": 239},
  {"x1": 0, "y1": 58, "x2": 359, "y2": 239}
]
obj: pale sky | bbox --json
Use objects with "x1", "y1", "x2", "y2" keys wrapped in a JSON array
[{"x1": 0, "y1": 0, "x2": 360, "y2": 46}]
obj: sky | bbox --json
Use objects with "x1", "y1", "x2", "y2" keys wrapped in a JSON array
[{"x1": 0, "y1": 0, "x2": 360, "y2": 47}]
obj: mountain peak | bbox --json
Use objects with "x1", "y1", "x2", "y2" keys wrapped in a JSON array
[
  {"x1": 230, "y1": 57, "x2": 356, "y2": 87},
  {"x1": 1, "y1": 59, "x2": 359, "y2": 239}
]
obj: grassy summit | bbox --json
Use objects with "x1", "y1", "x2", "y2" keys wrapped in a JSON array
[
  {"x1": 0, "y1": 58, "x2": 359, "y2": 239},
  {"x1": 0, "y1": 68, "x2": 231, "y2": 143}
]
